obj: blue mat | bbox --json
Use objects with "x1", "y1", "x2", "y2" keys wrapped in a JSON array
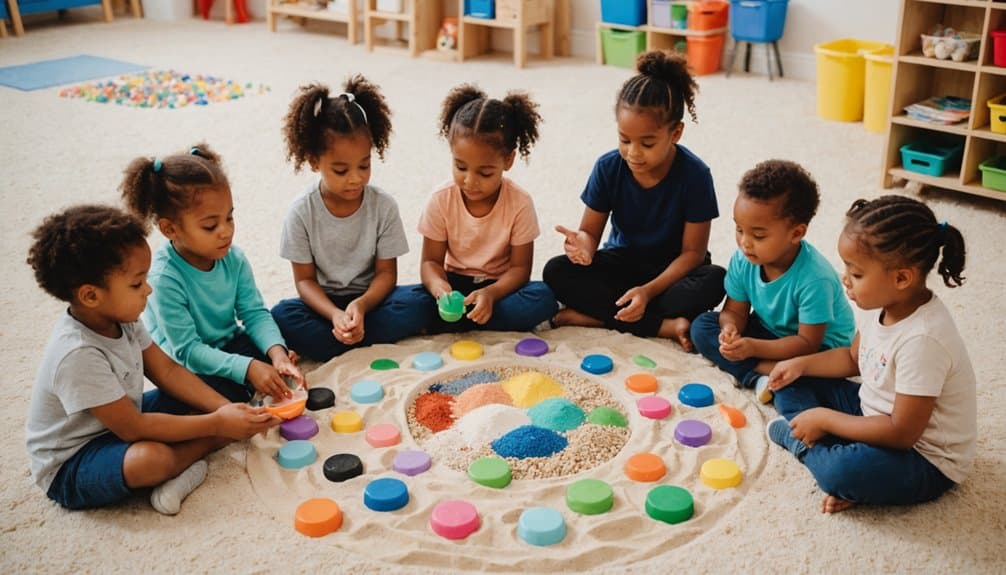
[{"x1": 0, "y1": 55, "x2": 148, "y2": 91}]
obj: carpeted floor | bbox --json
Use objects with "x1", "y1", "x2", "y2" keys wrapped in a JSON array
[{"x1": 1, "y1": 13, "x2": 1003, "y2": 574}]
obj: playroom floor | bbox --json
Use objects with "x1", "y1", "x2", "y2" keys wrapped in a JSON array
[{"x1": 1, "y1": 9, "x2": 1004, "y2": 575}]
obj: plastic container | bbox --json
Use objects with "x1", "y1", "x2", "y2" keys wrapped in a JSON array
[
  {"x1": 920, "y1": 30, "x2": 980, "y2": 62},
  {"x1": 899, "y1": 139, "x2": 964, "y2": 177},
  {"x1": 601, "y1": 28, "x2": 647, "y2": 68},
  {"x1": 992, "y1": 30, "x2": 1006, "y2": 67},
  {"x1": 671, "y1": 3, "x2": 688, "y2": 29},
  {"x1": 465, "y1": 0, "x2": 495, "y2": 19},
  {"x1": 686, "y1": 34, "x2": 725, "y2": 75},
  {"x1": 987, "y1": 93, "x2": 1006, "y2": 133},
  {"x1": 688, "y1": 1, "x2": 729, "y2": 31},
  {"x1": 601, "y1": 0, "x2": 646, "y2": 27},
  {"x1": 729, "y1": 0, "x2": 788, "y2": 42},
  {"x1": 651, "y1": 0, "x2": 672, "y2": 29},
  {"x1": 863, "y1": 46, "x2": 894, "y2": 133},
  {"x1": 978, "y1": 156, "x2": 1006, "y2": 192},
  {"x1": 814, "y1": 38, "x2": 892, "y2": 122}
]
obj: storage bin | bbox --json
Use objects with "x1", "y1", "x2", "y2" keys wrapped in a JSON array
[
  {"x1": 688, "y1": 1, "x2": 729, "y2": 31},
  {"x1": 465, "y1": 0, "x2": 495, "y2": 19},
  {"x1": 863, "y1": 46, "x2": 894, "y2": 133},
  {"x1": 899, "y1": 139, "x2": 964, "y2": 177},
  {"x1": 671, "y1": 3, "x2": 688, "y2": 29},
  {"x1": 601, "y1": 0, "x2": 647, "y2": 27},
  {"x1": 987, "y1": 93, "x2": 1006, "y2": 133},
  {"x1": 814, "y1": 38, "x2": 892, "y2": 122},
  {"x1": 601, "y1": 28, "x2": 647, "y2": 68},
  {"x1": 979, "y1": 156, "x2": 1006, "y2": 192},
  {"x1": 651, "y1": 0, "x2": 672, "y2": 29},
  {"x1": 992, "y1": 30, "x2": 1006, "y2": 67},
  {"x1": 687, "y1": 34, "x2": 725, "y2": 75},
  {"x1": 920, "y1": 30, "x2": 980, "y2": 62},
  {"x1": 729, "y1": 0, "x2": 788, "y2": 42}
]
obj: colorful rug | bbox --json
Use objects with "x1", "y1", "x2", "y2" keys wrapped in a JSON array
[
  {"x1": 59, "y1": 70, "x2": 271, "y2": 109},
  {"x1": 0, "y1": 55, "x2": 148, "y2": 91}
]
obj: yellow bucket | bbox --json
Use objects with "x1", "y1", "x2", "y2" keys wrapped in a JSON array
[
  {"x1": 814, "y1": 39, "x2": 892, "y2": 122},
  {"x1": 864, "y1": 46, "x2": 894, "y2": 133}
]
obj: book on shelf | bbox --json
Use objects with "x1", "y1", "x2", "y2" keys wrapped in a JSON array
[{"x1": 904, "y1": 96, "x2": 971, "y2": 125}]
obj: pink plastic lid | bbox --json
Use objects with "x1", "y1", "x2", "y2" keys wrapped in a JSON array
[
  {"x1": 430, "y1": 500, "x2": 480, "y2": 540},
  {"x1": 365, "y1": 423, "x2": 402, "y2": 448},
  {"x1": 637, "y1": 396, "x2": 672, "y2": 420}
]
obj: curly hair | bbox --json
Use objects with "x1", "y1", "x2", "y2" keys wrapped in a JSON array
[
  {"x1": 739, "y1": 159, "x2": 820, "y2": 225},
  {"x1": 617, "y1": 50, "x2": 699, "y2": 126},
  {"x1": 27, "y1": 205, "x2": 150, "y2": 302},
  {"x1": 845, "y1": 195, "x2": 966, "y2": 288},
  {"x1": 282, "y1": 75, "x2": 393, "y2": 172},
  {"x1": 439, "y1": 84, "x2": 542, "y2": 160},
  {"x1": 120, "y1": 142, "x2": 229, "y2": 223}
]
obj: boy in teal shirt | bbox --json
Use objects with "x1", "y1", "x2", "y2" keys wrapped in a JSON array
[{"x1": 691, "y1": 160, "x2": 855, "y2": 402}]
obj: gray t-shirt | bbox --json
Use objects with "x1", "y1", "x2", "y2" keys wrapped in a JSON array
[
  {"x1": 26, "y1": 312, "x2": 150, "y2": 491},
  {"x1": 280, "y1": 183, "x2": 409, "y2": 296}
]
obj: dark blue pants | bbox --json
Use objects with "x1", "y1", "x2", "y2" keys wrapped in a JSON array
[
  {"x1": 690, "y1": 311, "x2": 780, "y2": 388},
  {"x1": 427, "y1": 272, "x2": 558, "y2": 334}
]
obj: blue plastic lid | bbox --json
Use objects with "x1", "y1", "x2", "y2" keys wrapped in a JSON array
[
  {"x1": 517, "y1": 507, "x2": 567, "y2": 546},
  {"x1": 277, "y1": 440, "x2": 317, "y2": 469},
  {"x1": 364, "y1": 477, "x2": 410, "y2": 512},
  {"x1": 580, "y1": 354, "x2": 614, "y2": 375},
  {"x1": 350, "y1": 379, "x2": 385, "y2": 404},
  {"x1": 412, "y1": 351, "x2": 444, "y2": 371},
  {"x1": 678, "y1": 383, "x2": 715, "y2": 407}
]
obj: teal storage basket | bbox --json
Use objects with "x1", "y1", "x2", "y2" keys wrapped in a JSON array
[{"x1": 899, "y1": 140, "x2": 963, "y2": 177}]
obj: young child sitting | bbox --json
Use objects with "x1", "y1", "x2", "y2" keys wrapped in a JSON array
[
  {"x1": 121, "y1": 143, "x2": 304, "y2": 405},
  {"x1": 270, "y1": 76, "x2": 431, "y2": 362},
  {"x1": 25, "y1": 205, "x2": 279, "y2": 514},
  {"x1": 766, "y1": 195, "x2": 975, "y2": 513},
  {"x1": 418, "y1": 84, "x2": 558, "y2": 333},
  {"x1": 690, "y1": 160, "x2": 855, "y2": 402}
]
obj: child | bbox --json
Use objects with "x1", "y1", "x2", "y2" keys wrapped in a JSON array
[
  {"x1": 25, "y1": 205, "x2": 279, "y2": 513},
  {"x1": 121, "y1": 143, "x2": 304, "y2": 404},
  {"x1": 543, "y1": 51, "x2": 725, "y2": 350},
  {"x1": 418, "y1": 84, "x2": 558, "y2": 333},
  {"x1": 690, "y1": 160, "x2": 855, "y2": 402},
  {"x1": 765, "y1": 195, "x2": 975, "y2": 514},
  {"x1": 271, "y1": 77, "x2": 431, "y2": 362}
]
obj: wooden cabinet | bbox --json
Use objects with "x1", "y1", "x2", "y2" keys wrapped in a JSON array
[
  {"x1": 882, "y1": 0, "x2": 1006, "y2": 202},
  {"x1": 457, "y1": 0, "x2": 555, "y2": 68},
  {"x1": 267, "y1": 0, "x2": 360, "y2": 44}
]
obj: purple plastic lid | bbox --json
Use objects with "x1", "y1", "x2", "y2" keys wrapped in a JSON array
[
  {"x1": 393, "y1": 450, "x2": 432, "y2": 476},
  {"x1": 674, "y1": 419, "x2": 712, "y2": 447},
  {"x1": 515, "y1": 337, "x2": 549, "y2": 357},
  {"x1": 280, "y1": 415, "x2": 320, "y2": 441}
]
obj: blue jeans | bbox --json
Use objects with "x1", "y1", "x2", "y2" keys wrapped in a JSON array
[
  {"x1": 271, "y1": 284, "x2": 434, "y2": 362},
  {"x1": 690, "y1": 311, "x2": 779, "y2": 389},
  {"x1": 774, "y1": 377, "x2": 956, "y2": 505},
  {"x1": 427, "y1": 273, "x2": 558, "y2": 334},
  {"x1": 46, "y1": 390, "x2": 187, "y2": 510}
]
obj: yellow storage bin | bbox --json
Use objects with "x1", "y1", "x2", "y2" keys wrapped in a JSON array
[
  {"x1": 814, "y1": 38, "x2": 892, "y2": 122},
  {"x1": 987, "y1": 93, "x2": 1006, "y2": 134},
  {"x1": 863, "y1": 46, "x2": 894, "y2": 133}
]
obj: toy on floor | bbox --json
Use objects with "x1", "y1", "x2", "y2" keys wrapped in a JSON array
[{"x1": 198, "y1": 0, "x2": 249, "y2": 23}]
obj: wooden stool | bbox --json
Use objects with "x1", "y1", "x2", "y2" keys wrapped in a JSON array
[
  {"x1": 725, "y1": 39, "x2": 784, "y2": 80},
  {"x1": 364, "y1": 0, "x2": 441, "y2": 57}
]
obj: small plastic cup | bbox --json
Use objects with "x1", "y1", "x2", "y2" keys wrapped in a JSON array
[{"x1": 438, "y1": 291, "x2": 465, "y2": 322}]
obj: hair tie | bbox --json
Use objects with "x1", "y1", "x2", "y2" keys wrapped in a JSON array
[
  {"x1": 313, "y1": 96, "x2": 324, "y2": 118},
  {"x1": 189, "y1": 146, "x2": 201, "y2": 157},
  {"x1": 940, "y1": 220, "x2": 948, "y2": 231},
  {"x1": 339, "y1": 92, "x2": 368, "y2": 125},
  {"x1": 152, "y1": 158, "x2": 162, "y2": 173}
]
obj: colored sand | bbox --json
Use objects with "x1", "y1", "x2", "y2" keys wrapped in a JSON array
[
  {"x1": 455, "y1": 404, "x2": 530, "y2": 448},
  {"x1": 431, "y1": 370, "x2": 499, "y2": 396},
  {"x1": 453, "y1": 383, "x2": 515, "y2": 418},
  {"x1": 502, "y1": 371, "x2": 563, "y2": 408},
  {"x1": 527, "y1": 397, "x2": 586, "y2": 432},
  {"x1": 587, "y1": 406, "x2": 628, "y2": 427},
  {"x1": 492, "y1": 425, "x2": 568, "y2": 459},
  {"x1": 59, "y1": 70, "x2": 269, "y2": 109},
  {"x1": 414, "y1": 391, "x2": 455, "y2": 432}
]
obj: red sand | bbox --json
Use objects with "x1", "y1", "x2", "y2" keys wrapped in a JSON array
[{"x1": 415, "y1": 391, "x2": 455, "y2": 432}]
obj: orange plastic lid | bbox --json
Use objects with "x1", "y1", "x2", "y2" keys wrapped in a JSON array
[
  {"x1": 717, "y1": 404, "x2": 747, "y2": 428},
  {"x1": 294, "y1": 498, "x2": 343, "y2": 537},
  {"x1": 624, "y1": 453, "x2": 667, "y2": 482},
  {"x1": 625, "y1": 373, "x2": 658, "y2": 393},
  {"x1": 265, "y1": 390, "x2": 308, "y2": 420}
]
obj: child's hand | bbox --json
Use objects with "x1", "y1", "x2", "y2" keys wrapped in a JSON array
[
  {"x1": 273, "y1": 350, "x2": 306, "y2": 390},
  {"x1": 555, "y1": 225, "x2": 595, "y2": 266},
  {"x1": 719, "y1": 324, "x2": 740, "y2": 345},
  {"x1": 246, "y1": 359, "x2": 291, "y2": 400},
  {"x1": 789, "y1": 408, "x2": 831, "y2": 448},
  {"x1": 720, "y1": 337, "x2": 754, "y2": 361},
  {"x1": 214, "y1": 402, "x2": 281, "y2": 439},
  {"x1": 464, "y1": 289, "x2": 496, "y2": 325},
  {"x1": 613, "y1": 286, "x2": 649, "y2": 323},
  {"x1": 767, "y1": 358, "x2": 804, "y2": 391},
  {"x1": 331, "y1": 307, "x2": 364, "y2": 346}
]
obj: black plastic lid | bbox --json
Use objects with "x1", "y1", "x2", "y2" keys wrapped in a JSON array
[
  {"x1": 323, "y1": 453, "x2": 364, "y2": 483},
  {"x1": 306, "y1": 387, "x2": 336, "y2": 411}
]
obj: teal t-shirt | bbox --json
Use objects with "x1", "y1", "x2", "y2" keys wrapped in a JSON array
[{"x1": 724, "y1": 240, "x2": 855, "y2": 350}]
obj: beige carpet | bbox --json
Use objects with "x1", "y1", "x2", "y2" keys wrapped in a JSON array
[{"x1": 2, "y1": 13, "x2": 1004, "y2": 574}]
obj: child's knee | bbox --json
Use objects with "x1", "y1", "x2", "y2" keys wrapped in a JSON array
[{"x1": 123, "y1": 441, "x2": 180, "y2": 485}]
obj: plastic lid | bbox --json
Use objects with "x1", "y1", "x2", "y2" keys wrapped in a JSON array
[
  {"x1": 515, "y1": 337, "x2": 549, "y2": 357},
  {"x1": 580, "y1": 354, "x2": 613, "y2": 375},
  {"x1": 306, "y1": 387, "x2": 335, "y2": 411},
  {"x1": 412, "y1": 351, "x2": 444, "y2": 371},
  {"x1": 323, "y1": 453, "x2": 364, "y2": 482},
  {"x1": 678, "y1": 383, "x2": 715, "y2": 407},
  {"x1": 393, "y1": 450, "x2": 432, "y2": 476},
  {"x1": 566, "y1": 478, "x2": 614, "y2": 515},
  {"x1": 718, "y1": 404, "x2": 747, "y2": 428},
  {"x1": 430, "y1": 500, "x2": 480, "y2": 540},
  {"x1": 277, "y1": 440, "x2": 317, "y2": 469},
  {"x1": 294, "y1": 498, "x2": 343, "y2": 537},
  {"x1": 700, "y1": 458, "x2": 743, "y2": 489},
  {"x1": 350, "y1": 379, "x2": 385, "y2": 404},
  {"x1": 450, "y1": 340, "x2": 484, "y2": 361},
  {"x1": 280, "y1": 415, "x2": 319, "y2": 441},
  {"x1": 264, "y1": 389, "x2": 308, "y2": 420},
  {"x1": 365, "y1": 423, "x2": 402, "y2": 447},
  {"x1": 645, "y1": 485, "x2": 694, "y2": 524},
  {"x1": 632, "y1": 354, "x2": 657, "y2": 369},
  {"x1": 625, "y1": 373, "x2": 658, "y2": 393},
  {"x1": 517, "y1": 507, "x2": 566, "y2": 546},
  {"x1": 467, "y1": 457, "x2": 512, "y2": 489},
  {"x1": 624, "y1": 453, "x2": 667, "y2": 482},
  {"x1": 363, "y1": 477, "x2": 409, "y2": 512},
  {"x1": 370, "y1": 358, "x2": 399, "y2": 370},
  {"x1": 438, "y1": 290, "x2": 465, "y2": 322},
  {"x1": 675, "y1": 419, "x2": 713, "y2": 447},
  {"x1": 637, "y1": 396, "x2": 672, "y2": 420},
  {"x1": 331, "y1": 411, "x2": 363, "y2": 433}
]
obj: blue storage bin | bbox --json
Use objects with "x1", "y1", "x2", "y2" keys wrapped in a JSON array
[
  {"x1": 899, "y1": 139, "x2": 964, "y2": 177},
  {"x1": 601, "y1": 0, "x2": 647, "y2": 27},
  {"x1": 465, "y1": 0, "x2": 495, "y2": 19},
  {"x1": 730, "y1": 0, "x2": 789, "y2": 42}
]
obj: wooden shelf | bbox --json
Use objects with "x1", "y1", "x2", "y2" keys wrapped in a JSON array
[
  {"x1": 899, "y1": 54, "x2": 980, "y2": 71},
  {"x1": 457, "y1": 0, "x2": 555, "y2": 68},
  {"x1": 267, "y1": 1, "x2": 359, "y2": 43},
  {"x1": 646, "y1": 25, "x2": 726, "y2": 37},
  {"x1": 891, "y1": 114, "x2": 971, "y2": 135}
]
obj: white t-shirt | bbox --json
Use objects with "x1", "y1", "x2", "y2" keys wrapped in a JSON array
[
  {"x1": 25, "y1": 312, "x2": 151, "y2": 491},
  {"x1": 857, "y1": 295, "x2": 976, "y2": 483}
]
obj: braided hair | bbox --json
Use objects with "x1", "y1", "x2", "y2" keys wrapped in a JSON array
[
  {"x1": 120, "y1": 142, "x2": 228, "y2": 223},
  {"x1": 844, "y1": 195, "x2": 966, "y2": 288},
  {"x1": 617, "y1": 50, "x2": 698, "y2": 126},
  {"x1": 439, "y1": 84, "x2": 541, "y2": 160}
]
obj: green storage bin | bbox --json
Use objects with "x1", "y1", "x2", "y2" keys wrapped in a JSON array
[
  {"x1": 601, "y1": 28, "x2": 647, "y2": 69},
  {"x1": 979, "y1": 156, "x2": 1006, "y2": 192}
]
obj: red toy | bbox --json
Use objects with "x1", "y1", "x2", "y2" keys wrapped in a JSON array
[{"x1": 198, "y1": 0, "x2": 249, "y2": 24}]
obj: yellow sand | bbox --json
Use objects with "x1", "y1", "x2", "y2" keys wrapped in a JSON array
[{"x1": 501, "y1": 370, "x2": 564, "y2": 407}]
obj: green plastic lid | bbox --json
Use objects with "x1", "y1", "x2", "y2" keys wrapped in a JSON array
[
  {"x1": 586, "y1": 406, "x2": 628, "y2": 428},
  {"x1": 467, "y1": 457, "x2": 512, "y2": 489},
  {"x1": 632, "y1": 354, "x2": 657, "y2": 369},
  {"x1": 645, "y1": 485, "x2": 694, "y2": 525},
  {"x1": 370, "y1": 358, "x2": 399, "y2": 370},
  {"x1": 566, "y1": 479, "x2": 614, "y2": 515}
]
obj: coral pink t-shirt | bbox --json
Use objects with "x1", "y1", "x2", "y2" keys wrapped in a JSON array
[{"x1": 417, "y1": 177, "x2": 540, "y2": 280}]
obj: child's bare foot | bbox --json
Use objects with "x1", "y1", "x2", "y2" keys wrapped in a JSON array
[
  {"x1": 821, "y1": 495, "x2": 855, "y2": 514},
  {"x1": 658, "y1": 317, "x2": 693, "y2": 352},
  {"x1": 552, "y1": 308, "x2": 604, "y2": 328}
]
